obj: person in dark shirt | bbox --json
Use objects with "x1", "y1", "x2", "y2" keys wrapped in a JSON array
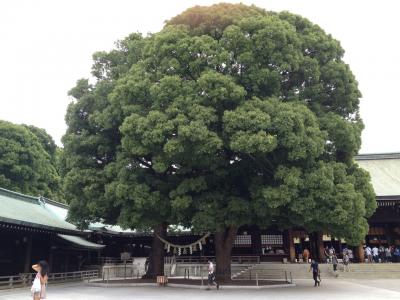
[
  {"x1": 332, "y1": 254, "x2": 338, "y2": 272},
  {"x1": 309, "y1": 259, "x2": 320, "y2": 287}
]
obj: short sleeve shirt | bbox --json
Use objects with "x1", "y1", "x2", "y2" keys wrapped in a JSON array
[
  {"x1": 208, "y1": 262, "x2": 214, "y2": 274},
  {"x1": 311, "y1": 262, "x2": 319, "y2": 273}
]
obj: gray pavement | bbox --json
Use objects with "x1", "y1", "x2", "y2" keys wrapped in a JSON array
[{"x1": 1, "y1": 279, "x2": 400, "y2": 299}]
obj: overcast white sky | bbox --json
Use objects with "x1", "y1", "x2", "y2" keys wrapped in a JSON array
[{"x1": 0, "y1": 0, "x2": 398, "y2": 153}]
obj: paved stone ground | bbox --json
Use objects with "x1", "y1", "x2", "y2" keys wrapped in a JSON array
[{"x1": 1, "y1": 279, "x2": 400, "y2": 299}]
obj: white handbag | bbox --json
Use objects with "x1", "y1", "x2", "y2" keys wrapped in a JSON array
[{"x1": 31, "y1": 275, "x2": 41, "y2": 293}]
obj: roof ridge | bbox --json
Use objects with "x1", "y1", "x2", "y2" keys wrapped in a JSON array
[
  {"x1": 0, "y1": 187, "x2": 69, "y2": 209},
  {"x1": 0, "y1": 187, "x2": 39, "y2": 204},
  {"x1": 42, "y1": 197, "x2": 69, "y2": 209}
]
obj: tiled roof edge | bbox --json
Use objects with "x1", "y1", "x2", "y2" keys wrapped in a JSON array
[
  {"x1": 0, "y1": 217, "x2": 81, "y2": 235},
  {"x1": 355, "y1": 152, "x2": 400, "y2": 160},
  {"x1": 376, "y1": 195, "x2": 400, "y2": 201}
]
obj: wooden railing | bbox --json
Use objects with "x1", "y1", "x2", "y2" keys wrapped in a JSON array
[
  {"x1": 0, "y1": 274, "x2": 30, "y2": 290},
  {"x1": 0, "y1": 270, "x2": 99, "y2": 290},
  {"x1": 164, "y1": 255, "x2": 260, "y2": 264}
]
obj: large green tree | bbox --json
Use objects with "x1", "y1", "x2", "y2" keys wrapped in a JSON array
[
  {"x1": 63, "y1": 35, "x2": 174, "y2": 277},
  {"x1": 0, "y1": 120, "x2": 59, "y2": 198},
  {"x1": 63, "y1": 3, "x2": 376, "y2": 280}
]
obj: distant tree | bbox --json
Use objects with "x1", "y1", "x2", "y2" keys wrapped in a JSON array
[
  {"x1": 0, "y1": 120, "x2": 59, "y2": 198},
  {"x1": 63, "y1": 3, "x2": 376, "y2": 281}
]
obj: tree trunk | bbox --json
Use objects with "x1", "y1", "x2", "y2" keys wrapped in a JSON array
[
  {"x1": 317, "y1": 232, "x2": 325, "y2": 262},
  {"x1": 309, "y1": 232, "x2": 319, "y2": 261},
  {"x1": 214, "y1": 226, "x2": 237, "y2": 282},
  {"x1": 357, "y1": 244, "x2": 365, "y2": 263},
  {"x1": 143, "y1": 223, "x2": 167, "y2": 279}
]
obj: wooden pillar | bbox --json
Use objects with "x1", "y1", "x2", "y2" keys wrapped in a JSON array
[
  {"x1": 287, "y1": 229, "x2": 296, "y2": 262},
  {"x1": 88, "y1": 250, "x2": 91, "y2": 265},
  {"x1": 338, "y1": 239, "x2": 343, "y2": 254},
  {"x1": 64, "y1": 253, "x2": 69, "y2": 272},
  {"x1": 48, "y1": 248, "x2": 54, "y2": 272},
  {"x1": 250, "y1": 226, "x2": 262, "y2": 256},
  {"x1": 24, "y1": 235, "x2": 32, "y2": 273},
  {"x1": 357, "y1": 244, "x2": 365, "y2": 263},
  {"x1": 384, "y1": 224, "x2": 392, "y2": 245}
]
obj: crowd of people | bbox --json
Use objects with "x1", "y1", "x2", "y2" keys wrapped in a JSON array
[
  {"x1": 302, "y1": 244, "x2": 400, "y2": 287},
  {"x1": 299, "y1": 244, "x2": 400, "y2": 264},
  {"x1": 364, "y1": 245, "x2": 400, "y2": 263},
  {"x1": 324, "y1": 246, "x2": 352, "y2": 263},
  {"x1": 322, "y1": 246, "x2": 350, "y2": 272}
]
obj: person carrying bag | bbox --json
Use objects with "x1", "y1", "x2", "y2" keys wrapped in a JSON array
[{"x1": 31, "y1": 261, "x2": 49, "y2": 299}]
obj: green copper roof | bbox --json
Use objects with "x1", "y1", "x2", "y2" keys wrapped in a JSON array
[
  {"x1": 356, "y1": 153, "x2": 400, "y2": 196},
  {"x1": 58, "y1": 234, "x2": 105, "y2": 249},
  {"x1": 0, "y1": 188, "x2": 77, "y2": 233}
]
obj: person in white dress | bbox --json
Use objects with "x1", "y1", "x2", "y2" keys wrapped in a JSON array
[
  {"x1": 207, "y1": 260, "x2": 219, "y2": 290},
  {"x1": 31, "y1": 260, "x2": 49, "y2": 299}
]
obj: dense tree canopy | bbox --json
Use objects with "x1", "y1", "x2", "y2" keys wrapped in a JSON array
[
  {"x1": 23, "y1": 125, "x2": 58, "y2": 164},
  {"x1": 63, "y1": 3, "x2": 376, "y2": 279},
  {"x1": 0, "y1": 120, "x2": 60, "y2": 198}
]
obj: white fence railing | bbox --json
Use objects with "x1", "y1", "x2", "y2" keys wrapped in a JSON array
[
  {"x1": 102, "y1": 263, "x2": 146, "y2": 281},
  {"x1": 0, "y1": 270, "x2": 99, "y2": 290}
]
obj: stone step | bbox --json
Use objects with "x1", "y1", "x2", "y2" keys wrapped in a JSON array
[
  {"x1": 231, "y1": 265, "x2": 254, "y2": 279},
  {"x1": 235, "y1": 263, "x2": 400, "y2": 280}
]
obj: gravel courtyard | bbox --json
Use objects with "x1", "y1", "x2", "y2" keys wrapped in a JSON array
[{"x1": 1, "y1": 279, "x2": 400, "y2": 300}]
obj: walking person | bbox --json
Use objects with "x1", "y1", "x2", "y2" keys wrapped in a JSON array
[
  {"x1": 207, "y1": 260, "x2": 219, "y2": 290},
  {"x1": 31, "y1": 260, "x2": 49, "y2": 300},
  {"x1": 385, "y1": 246, "x2": 392, "y2": 263},
  {"x1": 342, "y1": 247, "x2": 348, "y2": 258},
  {"x1": 309, "y1": 259, "x2": 320, "y2": 287},
  {"x1": 303, "y1": 248, "x2": 310, "y2": 263},
  {"x1": 329, "y1": 246, "x2": 336, "y2": 259},
  {"x1": 379, "y1": 245, "x2": 385, "y2": 263},
  {"x1": 296, "y1": 244, "x2": 303, "y2": 263},
  {"x1": 365, "y1": 246, "x2": 372, "y2": 263},
  {"x1": 332, "y1": 254, "x2": 338, "y2": 272},
  {"x1": 372, "y1": 245, "x2": 379, "y2": 263},
  {"x1": 343, "y1": 252, "x2": 350, "y2": 272},
  {"x1": 348, "y1": 248, "x2": 354, "y2": 263},
  {"x1": 324, "y1": 246, "x2": 331, "y2": 263},
  {"x1": 393, "y1": 247, "x2": 400, "y2": 263}
]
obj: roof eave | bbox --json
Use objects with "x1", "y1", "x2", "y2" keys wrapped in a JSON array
[{"x1": 0, "y1": 217, "x2": 82, "y2": 235}]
